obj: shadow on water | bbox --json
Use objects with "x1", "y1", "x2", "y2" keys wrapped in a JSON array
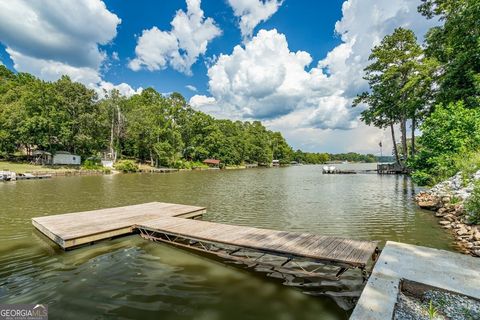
[{"x1": 0, "y1": 164, "x2": 455, "y2": 319}]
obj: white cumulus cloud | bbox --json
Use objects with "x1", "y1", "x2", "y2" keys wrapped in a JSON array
[
  {"x1": 0, "y1": 0, "x2": 141, "y2": 97},
  {"x1": 186, "y1": 85, "x2": 198, "y2": 92},
  {"x1": 129, "y1": 0, "x2": 221, "y2": 75},
  {"x1": 205, "y1": 29, "x2": 314, "y2": 120},
  {"x1": 193, "y1": 0, "x2": 440, "y2": 152},
  {"x1": 0, "y1": 0, "x2": 120, "y2": 74},
  {"x1": 96, "y1": 81, "x2": 143, "y2": 98},
  {"x1": 189, "y1": 94, "x2": 240, "y2": 119},
  {"x1": 6, "y1": 48, "x2": 102, "y2": 86},
  {"x1": 227, "y1": 0, "x2": 283, "y2": 40},
  {"x1": 194, "y1": 28, "x2": 358, "y2": 129}
]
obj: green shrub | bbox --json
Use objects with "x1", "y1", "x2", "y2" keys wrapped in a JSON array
[
  {"x1": 192, "y1": 161, "x2": 208, "y2": 169},
  {"x1": 454, "y1": 151, "x2": 480, "y2": 186},
  {"x1": 411, "y1": 170, "x2": 433, "y2": 186},
  {"x1": 170, "y1": 159, "x2": 189, "y2": 169},
  {"x1": 409, "y1": 101, "x2": 480, "y2": 186},
  {"x1": 82, "y1": 159, "x2": 102, "y2": 170},
  {"x1": 450, "y1": 195, "x2": 461, "y2": 204},
  {"x1": 114, "y1": 160, "x2": 138, "y2": 173},
  {"x1": 464, "y1": 181, "x2": 480, "y2": 224}
]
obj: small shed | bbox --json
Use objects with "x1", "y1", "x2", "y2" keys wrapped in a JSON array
[
  {"x1": 101, "y1": 160, "x2": 114, "y2": 168},
  {"x1": 53, "y1": 151, "x2": 81, "y2": 165},
  {"x1": 203, "y1": 159, "x2": 220, "y2": 167},
  {"x1": 32, "y1": 150, "x2": 52, "y2": 165}
]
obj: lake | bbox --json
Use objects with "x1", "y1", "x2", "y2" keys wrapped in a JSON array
[{"x1": 0, "y1": 164, "x2": 454, "y2": 319}]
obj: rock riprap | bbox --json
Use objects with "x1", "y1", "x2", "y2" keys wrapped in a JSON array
[{"x1": 415, "y1": 171, "x2": 480, "y2": 257}]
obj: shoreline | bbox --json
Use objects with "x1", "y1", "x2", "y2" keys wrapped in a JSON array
[{"x1": 415, "y1": 172, "x2": 480, "y2": 257}]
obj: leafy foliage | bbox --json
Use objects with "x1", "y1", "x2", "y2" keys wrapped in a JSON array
[
  {"x1": 354, "y1": 28, "x2": 434, "y2": 167},
  {"x1": 292, "y1": 150, "x2": 377, "y2": 164},
  {"x1": 464, "y1": 181, "x2": 480, "y2": 224},
  {"x1": 420, "y1": 0, "x2": 480, "y2": 108},
  {"x1": 114, "y1": 160, "x2": 139, "y2": 173},
  {"x1": 428, "y1": 299, "x2": 438, "y2": 320},
  {"x1": 81, "y1": 159, "x2": 102, "y2": 170},
  {"x1": 0, "y1": 65, "x2": 380, "y2": 168},
  {"x1": 358, "y1": 1, "x2": 480, "y2": 186},
  {"x1": 410, "y1": 102, "x2": 480, "y2": 185},
  {"x1": 0, "y1": 66, "x2": 296, "y2": 167}
]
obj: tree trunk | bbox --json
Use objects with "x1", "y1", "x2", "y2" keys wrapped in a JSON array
[
  {"x1": 400, "y1": 118, "x2": 408, "y2": 166},
  {"x1": 115, "y1": 106, "x2": 122, "y2": 161},
  {"x1": 110, "y1": 108, "x2": 115, "y2": 161},
  {"x1": 411, "y1": 117, "x2": 416, "y2": 157},
  {"x1": 390, "y1": 123, "x2": 400, "y2": 165}
]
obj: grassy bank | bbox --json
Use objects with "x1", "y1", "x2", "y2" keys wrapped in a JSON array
[
  {"x1": 0, "y1": 161, "x2": 111, "y2": 174},
  {"x1": 0, "y1": 161, "x2": 78, "y2": 173}
]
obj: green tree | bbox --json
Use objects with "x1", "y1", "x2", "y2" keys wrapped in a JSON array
[
  {"x1": 354, "y1": 28, "x2": 427, "y2": 167},
  {"x1": 419, "y1": 0, "x2": 480, "y2": 108},
  {"x1": 0, "y1": 67, "x2": 296, "y2": 168},
  {"x1": 52, "y1": 76, "x2": 105, "y2": 157},
  {"x1": 271, "y1": 131, "x2": 293, "y2": 164},
  {"x1": 245, "y1": 121, "x2": 274, "y2": 165}
]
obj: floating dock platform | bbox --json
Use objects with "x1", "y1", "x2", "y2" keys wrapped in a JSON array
[
  {"x1": 32, "y1": 202, "x2": 206, "y2": 249},
  {"x1": 32, "y1": 202, "x2": 379, "y2": 278}
]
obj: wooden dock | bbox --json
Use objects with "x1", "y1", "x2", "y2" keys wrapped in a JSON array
[
  {"x1": 136, "y1": 217, "x2": 377, "y2": 268},
  {"x1": 32, "y1": 202, "x2": 206, "y2": 249},
  {"x1": 32, "y1": 202, "x2": 379, "y2": 279},
  {"x1": 322, "y1": 169, "x2": 357, "y2": 174},
  {"x1": 16, "y1": 173, "x2": 52, "y2": 180}
]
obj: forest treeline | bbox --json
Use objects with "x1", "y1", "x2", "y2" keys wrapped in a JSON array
[
  {"x1": 355, "y1": 0, "x2": 479, "y2": 185},
  {"x1": 0, "y1": 66, "x2": 292, "y2": 167},
  {"x1": 0, "y1": 66, "x2": 375, "y2": 168}
]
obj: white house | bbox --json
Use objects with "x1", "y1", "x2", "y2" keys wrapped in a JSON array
[{"x1": 53, "y1": 151, "x2": 81, "y2": 165}]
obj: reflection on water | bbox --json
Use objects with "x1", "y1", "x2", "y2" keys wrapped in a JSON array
[{"x1": 0, "y1": 164, "x2": 454, "y2": 319}]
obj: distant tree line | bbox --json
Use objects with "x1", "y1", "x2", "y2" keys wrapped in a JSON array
[
  {"x1": 0, "y1": 67, "x2": 294, "y2": 167},
  {"x1": 0, "y1": 66, "x2": 382, "y2": 168},
  {"x1": 292, "y1": 151, "x2": 377, "y2": 164}
]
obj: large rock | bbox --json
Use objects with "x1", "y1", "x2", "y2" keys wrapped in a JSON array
[
  {"x1": 452, "y1": 204, "x2": 464, "y2": 216},
  {"x1": 457, "y1": 226, "x2": 469, "y2": 236},
  {"x1": 416, "y1": 192, "x2": 441, "y2": 210},
  {"x1": 474, "y1": 230, "x2": 480, "y2": 241},
  {"x1": 444, "y1": 214, "x2": 455, "y2": 222}
]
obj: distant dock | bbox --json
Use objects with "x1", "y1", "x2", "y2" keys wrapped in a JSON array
[
  {"x1": 32, "y1": 202, "x2": 379, "y2": 280},
  {"x1": 322, "y1": 164, "x2": 406, "y2": 175},
  {"x1": 1, "y1": 171, "x2": 52, "y2": 181},
  {"x1": 322, "y1": 167, "x2": 357, "y2": 174},
  {"x1": 322, "y1": 166, "x2": 378, "y2": 175}
]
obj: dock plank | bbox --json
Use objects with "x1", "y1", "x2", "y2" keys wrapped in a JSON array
[
  {"x1": 32, "y1": 202, "x2": 206, "y2": 248},
  {"x1": 137, "y1": 217, "x2": 378, "y2": 267},
  {"x1": 32, "y1": 202, "x2": 378, "y2": 268}
]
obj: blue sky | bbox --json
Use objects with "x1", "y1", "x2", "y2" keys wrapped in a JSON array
[
  {"x1": 94, "y1": 0, "x2": 344, "y2": 97},
  {"x1": 0, "y1": 0, "x2": 437, "y2": 153}
]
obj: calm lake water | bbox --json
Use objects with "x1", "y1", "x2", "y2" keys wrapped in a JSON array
[{"x1": 0, "y1": 164, "x2": 455, "y2": 319}]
